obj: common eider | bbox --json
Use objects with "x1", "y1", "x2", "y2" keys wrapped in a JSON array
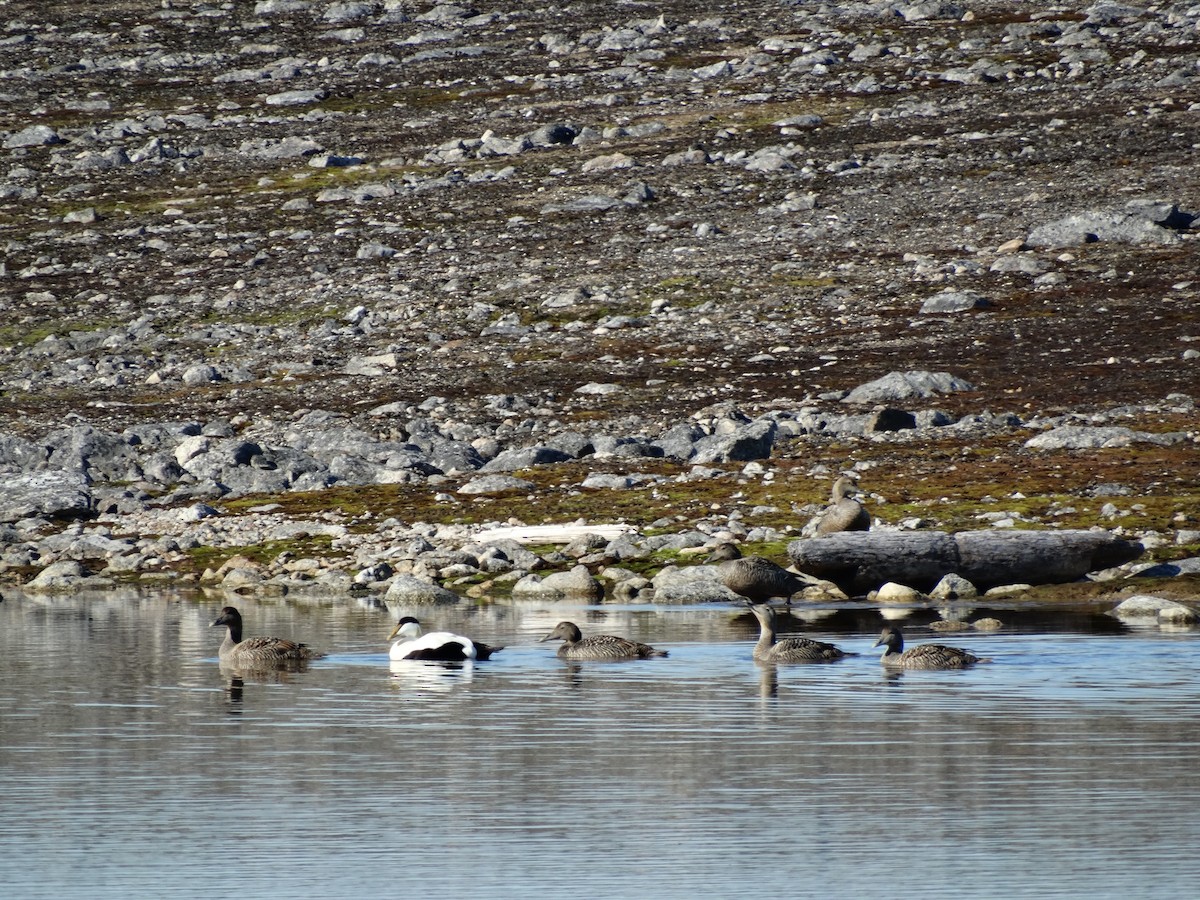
[
  {"x1": 210, "y1": 606, "x2": 325, "y2": 667},
  {"x1": 708, "y1": 543, "x2": 810, "y2": 603},
  {"x1": 388, "y1": 616, "x2": 503, "y2": 662},
  {"x1": 873, "y1": 624, "x2": 988, "y2": 669},
  {"x1": 539, "y1": 621, "x2": 668, "y2": 661},
  {"x1": 748, "y1": 602, "x2": 851, "y2": 663},
  {"x1": 815, "y1": 475, "x2": 870, "y2": 535}
]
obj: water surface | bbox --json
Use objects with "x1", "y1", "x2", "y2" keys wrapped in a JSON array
[{"x1": 2, "y1": 592, "x2": 1198, "y2": 898}]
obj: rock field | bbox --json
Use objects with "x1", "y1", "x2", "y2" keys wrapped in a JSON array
[{"x1": 1, "y1": 0, "x2": 1198, "y2": 599}]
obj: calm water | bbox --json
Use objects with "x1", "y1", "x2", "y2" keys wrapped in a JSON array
[{"x1": 2, "y1": 590, "x2": 1199, "y2": 899}]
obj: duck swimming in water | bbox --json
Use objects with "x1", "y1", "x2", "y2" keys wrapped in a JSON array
[
  {"x1": 211, "y1": 606, "x2": 325, "y2": 667},
  {"x1": 388, "y1": 616, "x2": 502, "y2": 662},
  {"x1": 873, "y1": 624, "x2": 988, "y2": 669},
  {"x1": 539, "y1": 621, "x2": 668, "y2": 661},
  {"x1": 708, "y1": 543, "x2": 811, "y2": 603},
  {"x1": 748, "y1": 603, "x2": 851, "y2": 663}
]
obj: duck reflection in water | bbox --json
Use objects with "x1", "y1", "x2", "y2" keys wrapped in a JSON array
[{"x1": 388, "y1": 657, "x2": 476, "y2": 692}]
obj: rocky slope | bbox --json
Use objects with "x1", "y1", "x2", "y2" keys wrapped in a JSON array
[{"x1": 1, "y1": 0, "x2": 1198, "y2": 597}]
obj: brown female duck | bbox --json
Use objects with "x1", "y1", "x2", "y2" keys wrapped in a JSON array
[
  {"x1": 211, "y1": 606, "x2": 325, "y2": 667},
  {"x1": 539, "y1": 621, "x2": 668, "y2": 661},
  {"x1": 873, "y1": 624, "x2": 988, "y2": 670}
]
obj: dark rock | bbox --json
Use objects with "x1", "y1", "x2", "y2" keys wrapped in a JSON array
[{"x1": 867, "y1": 408, "x2": 917, "y2": 432}]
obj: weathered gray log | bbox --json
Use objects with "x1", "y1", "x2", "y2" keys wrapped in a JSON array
[
  {"x1": 787, "y1": 529, "x2": 1143, "y2": 595},
  {"x1": 954, "y1": 530, "x2": 1141, "y2": 591}
]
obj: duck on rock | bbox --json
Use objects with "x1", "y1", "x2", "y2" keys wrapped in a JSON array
[
  {"x1": 708, "y1": 542, "x2": 812, "y2": 603},
  {"x1": 539, "y1": 621, "x2": 668, "y2": 661},
  {"x1": 210, "y1": 606, "x2": 325, "y2": 668},
  {"x1": 388, "y1": 616, "x2": 503, "y2": 662},
  {"x1": 873, "y1": 624, "x2": 989, "y2": 670}
]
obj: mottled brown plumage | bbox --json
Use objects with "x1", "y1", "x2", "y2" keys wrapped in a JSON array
[
  {"x1": 211, "y1": 606, "x2": 325, "y2": 667},
  {"x1": 749, "y1": 603, "x2": 850, "y2": 663},
  {"x1": 815, "y1": 476, "x2": 870, "y2": 535},
  {"x1": 708, "y1": 543, "x2": 809, "y2": 602},
  {"x1": 873, "y1": 624, "x2": 987, "y2": 670},
  {"x1": 539, "y1": 621, "x2": 668, "y2": 661}
]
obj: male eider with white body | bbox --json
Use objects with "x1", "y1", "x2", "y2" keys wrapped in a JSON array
[{"x1": 388, "y1": 616, "x2": 502, "y2": 662}]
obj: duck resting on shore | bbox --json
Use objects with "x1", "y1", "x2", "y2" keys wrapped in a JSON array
[
  {"x1": 388, "y1": 616, "x2": 503, "y2": 661},
  {"x1": 539, "y1": 621, "x2": 668, "y2": 661},
  {"x1": 707, "y1": 542, "x2": 812, "y2": 603},
  {"x1": 873, "y1": 624, "x2": 989, "y2": 669},
  {"x1": 211, "y1": 606, "x2": 326, "y2": 667},
  {"x1": 815, "y1": 474, "x2": 870, "y2": 535}
]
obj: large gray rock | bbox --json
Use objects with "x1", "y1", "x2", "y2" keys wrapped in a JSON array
[
  {"x1": 384, "y1": 575, "x2": 462, "y2": 606},
  {"x1": 45, "y1": 426, "x2": 141, "y2": 482},
  {"x1": 919, "y1": 289, "x2": 992, "y2": 314},
  {"x1": 24, "y1": 560, "x2": 101, "y2": 592},
  {"x1": 842, "y1": 371, "x2": 975, "y2": 404},
  {"x1": 457, "y1": 474, "x2": 534, "y2": 495},
  {"x1": 480, "y1": 446, "x2": 573, "y2": 472},
  {"x1": 0, "y1": 432, "x2": 48, "y2": 470},
  {"x1": 511, "y1": 564, "x2": 603, "y2": 601},
  {"x1": 4, "y1": 125, "x2": 63, "y2": 148},
  {"x1": 1024, "y1": 425, "x2": 1183, "y2": 450},
  {"x1": 691, "y1": 418, "x2": 778, "y2": 463},
  {"x1": 0, "y1": 471, "x2": 93, "y2": 523},
  {"x1": 650, "y1": 565, "x2": 742, "y2": 604},
  {"x1": 1027, "y1": 208, "x2": 1182, "y2": 248},
  {"x1": 1111, "y1": 595, "x2": 1196, "y2": 623}
]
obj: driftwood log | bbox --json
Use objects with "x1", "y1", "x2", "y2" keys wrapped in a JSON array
[{"x1": 786, "y1": 529, "x2": 1144, "y2": 596}]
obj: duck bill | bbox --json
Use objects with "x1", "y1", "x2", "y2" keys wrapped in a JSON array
[{"x1": 387, "y1": 622, "x2": 403, "y2": 641}]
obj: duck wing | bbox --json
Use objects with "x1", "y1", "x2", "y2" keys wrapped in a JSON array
[
  {"x1": 901, "y1": 643, "x2": 981, "y2": 669},
  {"x1": 770, "y1": 637, "x2": 849, "y2": 662},
  {"x1": 235, "y1": 636, "x2": 324, "y2": 661}
]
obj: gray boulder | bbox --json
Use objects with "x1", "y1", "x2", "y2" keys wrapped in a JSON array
[
  {"x1": 1111, "y1": 595, "x2": 1197, "y2": 623},
  {"x1": 691, "y1": 418, "x2": 778, "y2": 463},
  {"x1": 842, "y1": 371, "x2": 974, "y2": 404},
  {"x1": 0, "y1": 471, "x2": 93, "y2": 523},
  {"x1": 457, "y1": 474, "x2": 535, "y2": 495},
  {"x1": 919, "y1": 289, "x2": 992, "y2": 314},
  {"x1": 1024, "y1": 425, "x2": 1184, "y2": 450},
  {"x1": 384, "y1": 575, "x2": 462, "y2": 606},
  {"x1": 1027, "y1": 209, "x2": 1182, "y2": 248},
  {"x1": 25, "y1": 560, "x2": 102, "y2": 592},
  {"x1": 511, "y1": 564, "x2": 604, "y2": 601},
  {"x1": 650, "y1": 565, "x2": 742, "y2": 604},
  {"x1": 4, "y1": 125, "x2": 63, "y2": 148},
  {"x1": 480, "y1": 445, "x2": 573, "y2": 472}
]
